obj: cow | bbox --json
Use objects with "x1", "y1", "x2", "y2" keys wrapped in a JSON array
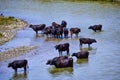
[
  {"x1": 72, "y1": 51, "x2": 89, "y2": 59},
  {"x1": 46, "y1": 56, "x2": 73, "y2": 68},
  {"x1": 56, "y1": 26, "x2": 63, "y2": 38},
  {"x1": 8, "y1": 59, "x2": 28, "y2": 72},
  {"x1": 88, "y1": 24, "x2": 102, "y2": 32},
  {"x1": 46, "y1": 56, "x2": 68, "y2": 65},
  {"x1": 43, "y1": 26, "x2": 52, "y2": 37},
  {"x1": 63, "y1": 28, "x2": 69, "y2": 38},
  {"x1": 51, "y1": 22, "x2": 60, "y2": 29},
  {"x1": 55, "y1": 43, "x2": 70, "y2": 56},
  {"x1": 29, "y1": 24, "x2": 46, "y2": 35},
  {"x1": 79, "y1": 38, "x2": 97, "y2": 48},
  {"x1": 60, "y1": 20, "x2": 67, "y2": 28},
  {"x1": 70, "y1": 27, "x2": 81, "y2": 38}
]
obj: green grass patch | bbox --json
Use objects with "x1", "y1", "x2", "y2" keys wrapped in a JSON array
[{"x1": 0, "y1": 16, "x2": 18, "y2": 25}]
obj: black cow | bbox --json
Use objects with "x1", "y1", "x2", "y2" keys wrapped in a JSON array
[
  {"x1": 72, "y1": 51, "x2": 89, "y2": 59},
  {"x1": 63, "y1": 28, "x2": 69, "y2": 38},
  {"x1": 70, "y1": 27, "x2": 81, "y2": 38},
  {"x1": 88, "y1": 24, "x2": 102, "y2": 32},
  {"x1": 29, "y1": 24, "x2": 46, "y2": 35},
  {"x1": 55, "y1": 43, "x2": 70, "y2": 55},
  {"x1": 79, "y1": 38, "x2": 97, "y2": 48},
  {"x1": 8, "y1": 59, "x2": 28, "y2": 72},
  {"x1": 60, "y1": 20, "x2": 67, "y2": 28},
  {"x1": 56, "y1": 27, "x2": 63, "y2": 38},
  {"x1": 46, "y1": 56, "x2": 73, "y2": 68}
]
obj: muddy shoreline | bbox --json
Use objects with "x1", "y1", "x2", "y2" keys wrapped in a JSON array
[{"x1": 0, "y1": 16, "x2": 36, "y2": 62}]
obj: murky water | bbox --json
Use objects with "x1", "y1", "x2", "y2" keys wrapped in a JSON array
[{"x1": 0, "y1": 0, "x2": 120, "y2": 80}]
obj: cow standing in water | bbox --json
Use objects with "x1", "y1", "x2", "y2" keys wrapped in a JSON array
[
  {"x1": 88, "y1": 24, "x2": 102, "y2": 32},
  {"x1": 70, "y1": 27, "x2": 81, "y2": 38},
  {"x1": 63, "y1": 28, "x2": 69, "y2": 38},
  {"x1": 29, "y1": 24, "x2": 46, "y2": 36},
  {"x1": 46, "y1": 56, "x2": 73, "y2": 68},
  {"x1": 79, "y1": 38, "x2": 97, "y2": 48},
  {"x1": 8, "y1": 59, "x2": 28, "y2": 72},
  {"x1": 72, "y1": 51, "x2": 89, "y2": 59},
  {"x1": 55, "y1": 43, "x2": 70, "y2": 56}
]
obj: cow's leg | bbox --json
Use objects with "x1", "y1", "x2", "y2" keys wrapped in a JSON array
[
  {"x1": 24, "y1": 66, "x2": 27, "y2": 71},
  {"x1": 88, "y1": 44, "x2": 90, "y2": 49},
  {"x1": 80, "y1": 43, "x2": 82, "y2": 50},
  {"x1": 94, "y1": 30, "x2": 96, "y2": 32},
  {"x1": 76, "y1": 33, "x2": 78, "y2": 38},
  {"x1": 70, "y1": 32, "x2": 73, "y2": 38},
  {"x1": 67, "y1": 50, "x2": 70, "y2": 55},
  {"x1": 61, "y1": 52, "x2": 62, "y2": 56},
  {"x1": 14, "y1": 68, "x2": 17, "y2": 72},
  {"x1": 61, "y1": 33, "x2": 63, "y2": 39},
  {"x1": 36, "y1": 31, "x2": 38, "y2": 36},
  {"x1": 80, "y1": 43, "x2": 82, "y2": 48},
  {"x1": 59, "y1": 51, "x2": 61, "y2": 56}
]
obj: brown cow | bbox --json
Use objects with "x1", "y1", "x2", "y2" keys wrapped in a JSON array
[
  {"x1": 46, "y1": 56, "x2": 73, "y2": 68},
  {"x1": 72, "y1": 51, "x2": 89, "y2": 59},
  {"x1": 55, "y1": 43, "x2": 70, "y2": 55},
  {"x1": 29, "y1": 24, "x2": 46, "y2": 35},
  {"x1": 88, "y1": 24, "x2": 102, "y2": 32},
  {"x1": 70, "y1": 27, "x2": 81, "y2": 38},
  {"x1": 8, "y1": 59, "x2": 28, "y2": 72},
  {"x1": 79, "y1": 38, "x2": 97, "y2": 48},
  {"x1": 51, "y1": 22, "x2": 60, "y2": 28}
]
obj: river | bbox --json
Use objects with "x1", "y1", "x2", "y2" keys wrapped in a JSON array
[{"x1": 0, "y1": 0, "x2": 120, "y2": 80}]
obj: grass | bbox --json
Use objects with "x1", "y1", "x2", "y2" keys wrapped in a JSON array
[
  {"x1": 0, "y1": 16, "x2": 18, "y2": 25},
  {"x1": 0, "y1": 15, "x2": 18, "y2": 38},
  {"x1": 0, "y1": 32, "x2": 3, "y2": 38}
]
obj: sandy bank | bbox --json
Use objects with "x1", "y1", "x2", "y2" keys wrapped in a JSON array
[
  {"x1": 0, "y1": 16, "x2": 36, "y2": 62},
  {"x1": 0, "y1": 46, "x2": 36, "y2": 62}
]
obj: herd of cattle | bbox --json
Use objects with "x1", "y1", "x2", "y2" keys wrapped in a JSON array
[{"x1": 8, "y1": 20, "x2": 102, "y2": 72}]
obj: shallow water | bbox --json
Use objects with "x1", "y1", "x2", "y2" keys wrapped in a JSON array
[{"x1": 0, "y1": 0, "x2": 120, "y2": 80}]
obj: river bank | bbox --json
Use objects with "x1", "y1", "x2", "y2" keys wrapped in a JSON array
[
  {"x1": 0, "y1": 15, "x2": 36, "y2": 62},
  {"x1": 0, "y1": 15, "x2": 29, "y2": 45}
]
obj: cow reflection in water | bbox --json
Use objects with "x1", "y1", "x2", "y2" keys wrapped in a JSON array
[
  {"x1": 10, "y1": 71, "x2": 27, "y2": 80},
  {"x1": 49, "y1": 67, "x2": 73, "y2": 74},
  {"x1": 76, "y1": 59, "x2": 88, "y2": 64}
]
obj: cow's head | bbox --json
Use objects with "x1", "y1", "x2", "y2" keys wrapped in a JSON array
[
  {"x1": 29, "y1": 24, "x2": 33, "y2": 28},
  {"x1": 55, "y1": 45, "x2": 59, "y2": 50},
  {"x1": 8, "y1": 62, "x2": 12, "y2": 67},
  {"x1": 88, "y1": 26, "x2": 93, "y2": 29},
  {"x1": 46, "y1": 60, "x2": 53, "y2": 65},
  {"x1": 71, "y1": 53, "x2": 77, "y2": 57},
  {"x1": 92, "y1": 39, "x2": 97, "y2": 43}
]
